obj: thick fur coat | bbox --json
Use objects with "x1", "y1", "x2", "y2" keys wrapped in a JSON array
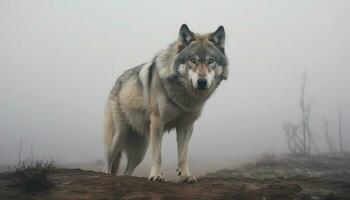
[{"x1": 103, "y1": 24, "x2": 228, "y2": 183}]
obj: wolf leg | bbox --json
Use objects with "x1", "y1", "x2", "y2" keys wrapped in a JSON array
[
  {"x1": 103, "y1": 102, "x2": 116, "y2": 174},
  {"x1": 148, "y1": 114, "x2": 165, "y2": 182},
  {"x1": 103, "y1": 102, "x2": 128, "y2": 175},
  {"x1": 104, "y1": 127, "x2": 127, "y2": 175},
  {"x1": 123, "y1": 129, "x2": 149, "y2": 176},
  {"x1": 110, "y1": 152, "x2": 121, "y2": 175},
  {"x1": 176, "y1": 123, "x2": 197, "y2": 183}
]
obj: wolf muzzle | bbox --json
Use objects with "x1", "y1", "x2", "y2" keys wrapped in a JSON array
[{"x1": 197, "y1": 78, "x2": 208, "y2": 90}]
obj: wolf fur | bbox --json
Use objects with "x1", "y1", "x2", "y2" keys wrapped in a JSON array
[{"x1": 103, "y1": 24, "x2": 228, "y2": 183}]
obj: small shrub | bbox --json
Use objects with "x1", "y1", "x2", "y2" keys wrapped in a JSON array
[{"x1": 9, "y1": 159, "x2": 55, "y2": 192}]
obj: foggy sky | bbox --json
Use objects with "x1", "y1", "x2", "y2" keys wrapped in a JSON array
[{"x1": 1, "y1": 0, "x2": 349, "y2": 165}]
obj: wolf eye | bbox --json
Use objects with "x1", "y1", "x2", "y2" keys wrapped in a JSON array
[
  {"x1": 188, "y1": 57, "x2": 196, "y2": 64},
  {"x1": 208, "y1": 58, "x2": 216, "y2": 64}
]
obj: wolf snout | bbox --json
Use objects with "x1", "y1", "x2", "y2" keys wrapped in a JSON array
[{"x1": 197, "y1": 78, "x2": 208, "y2": 90}]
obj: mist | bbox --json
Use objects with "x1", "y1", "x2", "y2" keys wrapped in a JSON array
[{"x1": 1, "y1": 0, "x2": 349, "y2": 169}]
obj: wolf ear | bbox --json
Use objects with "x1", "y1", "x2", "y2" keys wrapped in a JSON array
[
  {"x1": 178, "y1": 24, "x2": 195, "y2": 50},
  {"x1": 209, "y1": 25, "x2": 225, "y2": 53}
]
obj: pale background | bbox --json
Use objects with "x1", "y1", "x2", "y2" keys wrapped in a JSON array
[{"x1": 0, "y1": 1, "x2": 349, "y2": 175}]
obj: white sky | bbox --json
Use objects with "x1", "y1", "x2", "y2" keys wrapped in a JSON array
[{"x1": 0, "y1": 0, "x2": 349, "y2": 165}]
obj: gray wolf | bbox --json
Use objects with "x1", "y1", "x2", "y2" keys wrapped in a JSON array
[{"x1": 103, "y1": 24, "x2": 228, "y2": 183}]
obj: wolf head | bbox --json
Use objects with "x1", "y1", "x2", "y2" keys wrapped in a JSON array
[
  {"x1": 174, "y1": 24, "x2": 228, "y2": 92},
  {"x1": 156, "y1": 24, "x2": 228, "y2": 94}
]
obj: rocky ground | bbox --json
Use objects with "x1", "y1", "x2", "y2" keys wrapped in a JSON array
[{"x1": 0, "y1": 154, "x2": 349, "y2": 200}]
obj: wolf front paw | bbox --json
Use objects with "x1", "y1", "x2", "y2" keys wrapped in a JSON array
[
  {"x1": 177, "y1": 168, "x2": 198, "y2": 183},
  {"x1": 179, "y1": 175, "x2": 198, "y2": 183},
  {"x1": 148, "y1": 175, "x2": 165, "y2": 182},
  {"x1": 149, "y1": 167, "x2": 165, "y2": 182}
]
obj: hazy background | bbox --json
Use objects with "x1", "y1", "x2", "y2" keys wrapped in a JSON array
[{"x1": 1, "y1": 0, "x2": 349, "y2": 170}]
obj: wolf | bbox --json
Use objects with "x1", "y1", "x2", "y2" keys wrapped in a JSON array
[{"x1": 103, "y1": 24, "x2": 228, "y2": 183}]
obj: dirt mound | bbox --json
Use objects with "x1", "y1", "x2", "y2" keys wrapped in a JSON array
[
  {"x1": 207, "y1": 154, "x2": 350, "y2": 181},
  {"x1": 1, "y1": 155, "x2": 349, "y2": 200}
]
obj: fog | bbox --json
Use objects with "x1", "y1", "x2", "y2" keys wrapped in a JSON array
[{"x1": 0, "y1": 1, "x2": 349, "y2": 167}]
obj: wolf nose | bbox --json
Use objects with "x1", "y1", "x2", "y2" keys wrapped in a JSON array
[{"x1": 197, "y1": 78, "x2": 207, "y2": 90}]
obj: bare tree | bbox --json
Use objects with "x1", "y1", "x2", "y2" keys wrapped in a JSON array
[
  {"x1": 283, "y1": 73, "x2": 316, "y2": 155},
  {"x1": 31, "y1": 144, "x2": 34, "y2": 163},
  {"x1": 300, "y1": 74, "x2": 307, "y2": 154},
  {"x1": 323, "y1": 118, "x2": 335, "y2": 153},
  {"x1": 338, "y1": 107, "x2": 344, "y2": 153},
  {"x1": 284, "y1": 123, "x2": 303, "y2": 154},
  {"x1": 18, "y1": 136, "x2": 22, "y2": 165}
]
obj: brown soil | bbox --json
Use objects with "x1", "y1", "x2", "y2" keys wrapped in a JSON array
[{"x1": 1, "y1": 155, "x2": 349, "y2": 200}]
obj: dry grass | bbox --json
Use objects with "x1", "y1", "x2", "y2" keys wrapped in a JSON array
[{"x1": 4, "y1": 159, "x2": 55, "y2": 192}]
